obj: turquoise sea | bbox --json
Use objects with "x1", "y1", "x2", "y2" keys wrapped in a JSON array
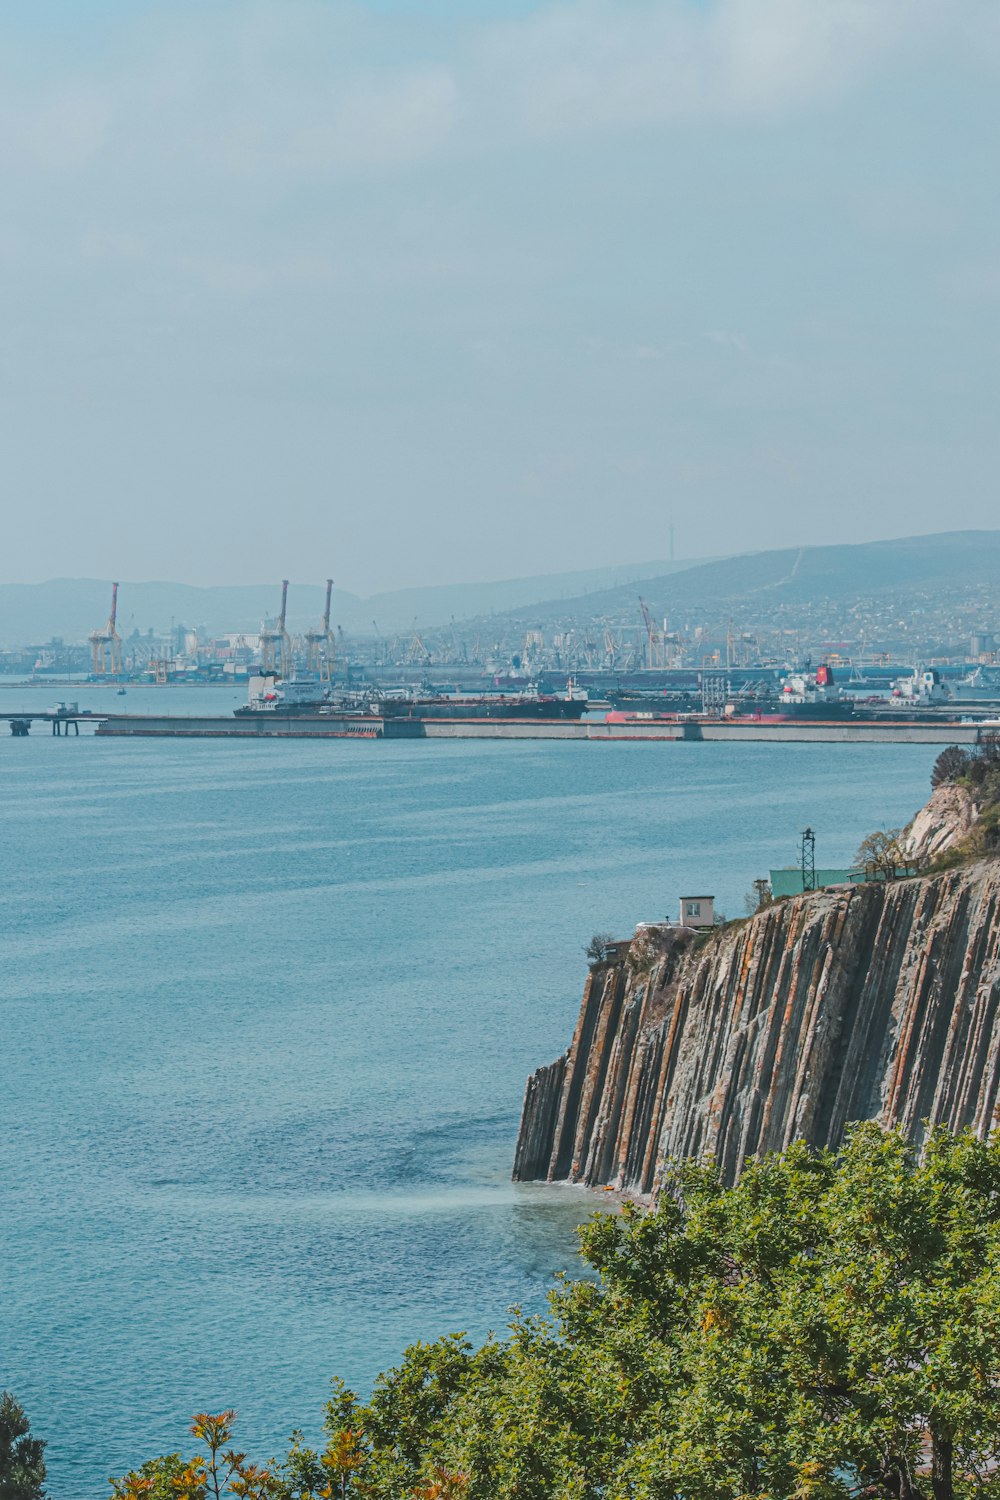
[{"x1": 0, "y1": 687, "x2": 938, "y2": 1495}]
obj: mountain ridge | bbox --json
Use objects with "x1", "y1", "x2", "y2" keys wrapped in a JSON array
[
  {"x1": 0, "y1": 559, "x2": 699, "y2": 645},
  {"x1": 478, "y1": 529, "x2": 1000, "y2": 632}
]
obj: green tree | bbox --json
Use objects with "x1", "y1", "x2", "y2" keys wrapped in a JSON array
[
  {"x1": 855, "y1": 827, "x2": 917, "y2": 880},
  {"x1": 111, "y1": 1412, "x2": 281, "y2": 1500},
  {"x1": 931, "y1": 746, "x2": 970, "y2": 788},
  {"x1": 109, "y1": 1452, "x2": 207, "y2": 1500},
  {"x1": 584, "y1": 932, "x2": 616, "y2": 965},
  {"x1": 350, "y1": 1126, "x2": 1000, "y2": 1500},
  {"x1": 0, "y1": 1392, "x2": 46, "y2": 1500},
  {"x1": 120, "y1": 1126, "x2": 1000, "y2": 1500}
]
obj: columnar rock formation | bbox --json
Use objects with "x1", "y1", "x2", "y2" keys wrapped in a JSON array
[{"x1": 513, "y1": 857, "x2": 1000, "y2": 1193}]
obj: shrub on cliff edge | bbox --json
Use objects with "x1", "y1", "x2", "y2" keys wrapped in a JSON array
[
  {"x1": 854, "y1": 826, "x2": 920, "y2": 880},
  {"x1": 926, "y1": 739, "x2": 1000, "y2": 861},
  {"x1": 931, "y1": 745, "x2": 972, "y2": 788},
  {"x1": 584, "y1": 931, "x2": 617, "y2": 965}
]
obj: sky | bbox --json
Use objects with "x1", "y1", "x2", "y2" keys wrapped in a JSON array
[{"x1": 1, "y1": 0, "x2": 998, "y2": 593}]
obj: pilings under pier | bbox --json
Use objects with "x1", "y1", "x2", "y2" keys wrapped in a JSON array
[{"x1": 2, "y1": 714, "x2": 92, "y2": 736}]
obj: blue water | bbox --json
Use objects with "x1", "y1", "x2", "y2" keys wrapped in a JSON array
[{"x1": 0, "y1": 724, "x2": 937, "y2": 1496}]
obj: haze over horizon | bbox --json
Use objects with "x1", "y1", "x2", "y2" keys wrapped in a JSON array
[
  {"x1": 1, "y1": 522, "x2": 987, "y2": 599},
  {"x1": 3, "y1": 1, "x2": 999, "y2": 592},
  {"x1": 1, "y1": 527, "x2": 996, "y2": 643}
]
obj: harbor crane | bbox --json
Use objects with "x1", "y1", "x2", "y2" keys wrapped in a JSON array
[
  {"x1": 260, "y1": 580, "x2": 291, "y2": 678},
  {"x1": 305, "y1": 578, "x2": 336, "y2": 682},
  {"x1": 89, "y1": 581, "x2": 123, "y2": 676},
  {"x1": 603, "y1": 630, "x2": 623, "y2": 670},
  {"x1": 406, "y1": 627, "x2": 432, "y2": 666},
  {"x1": 639, "y1": 596, "x2": 666, "y2": 670}
]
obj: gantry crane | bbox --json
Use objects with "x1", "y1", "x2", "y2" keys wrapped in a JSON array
[
  {"x1": 638, "y1": 596, "x2": 666, "y2": 669},
  {"x1": 406, "y1": 629, "x2": 431, "y2": 665},
  {"x1": 305, "y1": 578, "x2": 336, "y2": 681},
  {"x1": 260, "y1": 580, "x2": 291, "y2": 677},
  {"x1": 89, "y1": 582, "x2": 123, "y2": 676}
]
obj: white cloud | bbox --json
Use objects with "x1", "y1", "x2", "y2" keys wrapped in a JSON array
[
  {"x1": 0, "y1": 0, "x2": 990, "y2": 191},
  {"x1": 471, "y1": 0, "x2": 968, "y2": 135},
  {"x1": 0, "y1": 0, "x2": 997, "y2": 590}
]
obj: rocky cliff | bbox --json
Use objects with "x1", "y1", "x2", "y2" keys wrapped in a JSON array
[
  {"x1": 514, "y1": 856, "x2": 1000, "y2": 1193},
  {"x1": 905, "y1": 782, "x2": 977, "y2": 862}
]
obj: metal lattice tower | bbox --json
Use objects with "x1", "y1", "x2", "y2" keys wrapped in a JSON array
[{"x1": 801, "y1": 827, "x2": 816, "y2": 892}]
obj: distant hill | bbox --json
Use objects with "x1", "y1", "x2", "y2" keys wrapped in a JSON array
[
  {"x1": 473, "y1": 531, "x2": 1000, "y2": 631},
  {"x1": 6, "y1": 532, "x2": 991, "y2": 650},
  {"x1": 0, "y1": 559, "x2": 704, "y2": 646}
]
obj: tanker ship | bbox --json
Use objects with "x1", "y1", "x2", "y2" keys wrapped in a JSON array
[{"x1": 236, "y1": 676, "x2": 589, "y2": 722}]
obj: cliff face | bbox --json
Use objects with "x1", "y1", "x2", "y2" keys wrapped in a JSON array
[
  {"x1": 905, "y1": 782, "x2": 977, "y2": 862},
  {"x1": 514, "y1": 858, "x2": 1000, "y2": 1193}
]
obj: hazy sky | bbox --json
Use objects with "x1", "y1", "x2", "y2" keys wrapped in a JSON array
[{"x1": 1, "y1": 0, "x2": 998, "y2": 593}]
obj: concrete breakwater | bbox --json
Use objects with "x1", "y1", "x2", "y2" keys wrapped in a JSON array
[
  {"x1": 93, "y1": 713, "x2": 985, "y2": 742},
  {"x1": 513, "y1": 857, "x2": 1000, "y2": 1193}
]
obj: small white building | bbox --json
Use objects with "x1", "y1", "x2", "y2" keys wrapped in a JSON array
[{"x1": 679, "y1": 895, "x2": 715, "y2": 928}]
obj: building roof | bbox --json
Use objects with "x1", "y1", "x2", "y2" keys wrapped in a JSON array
[{"x1": 769, "y1": 868, "x2": 867, "y2": 898}]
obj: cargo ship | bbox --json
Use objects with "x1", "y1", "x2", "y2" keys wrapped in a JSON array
[
  {"x1": 606, "y1": 664, "x2": 855, "y2": 722},
  {"x1": 770, "y1": 663, "x2": 857, "y2": 719},
  {"x1": 604, "y1": 665, "x2": 973, "y2": 726},
  {"x1": 235, "y1": 675, "x2": 589, "y2": 722}
]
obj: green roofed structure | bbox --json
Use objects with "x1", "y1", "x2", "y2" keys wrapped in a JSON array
[{"x1": 769, "y1": 867, "x2": 868, "y2": 898}]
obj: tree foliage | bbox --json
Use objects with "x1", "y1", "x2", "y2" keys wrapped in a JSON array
[
  {"x1": 584, "y1": 932, "x2": 617, "y2": 965},
  {"x1": 854, "y1": 827, "x2": 919, "y2": 881},
  {"x1": 929, "y1": 737, "x2": 1000, "y2": 855},
  {"x1": 110, "y1": 1411, "x2": 283, "y2": 1500},
  {"x1": 931, "y1": 745, "x2": 971, "y2": 789},
  {"x1": 117, "y1": 1125, "x2": 1000, "y2": 1500},
  {"x1": 0, "y1": 1391, "x2": 46, "y2": 1500}
]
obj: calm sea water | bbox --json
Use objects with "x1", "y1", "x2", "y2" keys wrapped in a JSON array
[{"x1": 0, "y1": 701, "x2": 937, "y2": 1496}]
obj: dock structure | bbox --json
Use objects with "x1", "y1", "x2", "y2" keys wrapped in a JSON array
[
  {"x1": 95, "y1": 713, "x2": 383, "y2": 739},
  {"x1": 0, "y1": 704, "x2": 989, "y2": 744},
  {"x1": 0, "y1": 711, "x2": 104, "y2": 736},
  {"x1": 90, "y1": 714, "x2": 987, "y2": 744}
]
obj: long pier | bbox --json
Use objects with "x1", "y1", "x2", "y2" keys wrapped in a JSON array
[
  {"x1": 88, "y1": 714, "x2": 989, "y2": 744},
  {"x1": 0, "y1": 711, "x2": 106, "y2": 736}
]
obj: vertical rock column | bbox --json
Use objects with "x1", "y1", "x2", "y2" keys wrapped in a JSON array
[{"x1": 514, "y1": 859, "x2": 1000, "y2": 1194}]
